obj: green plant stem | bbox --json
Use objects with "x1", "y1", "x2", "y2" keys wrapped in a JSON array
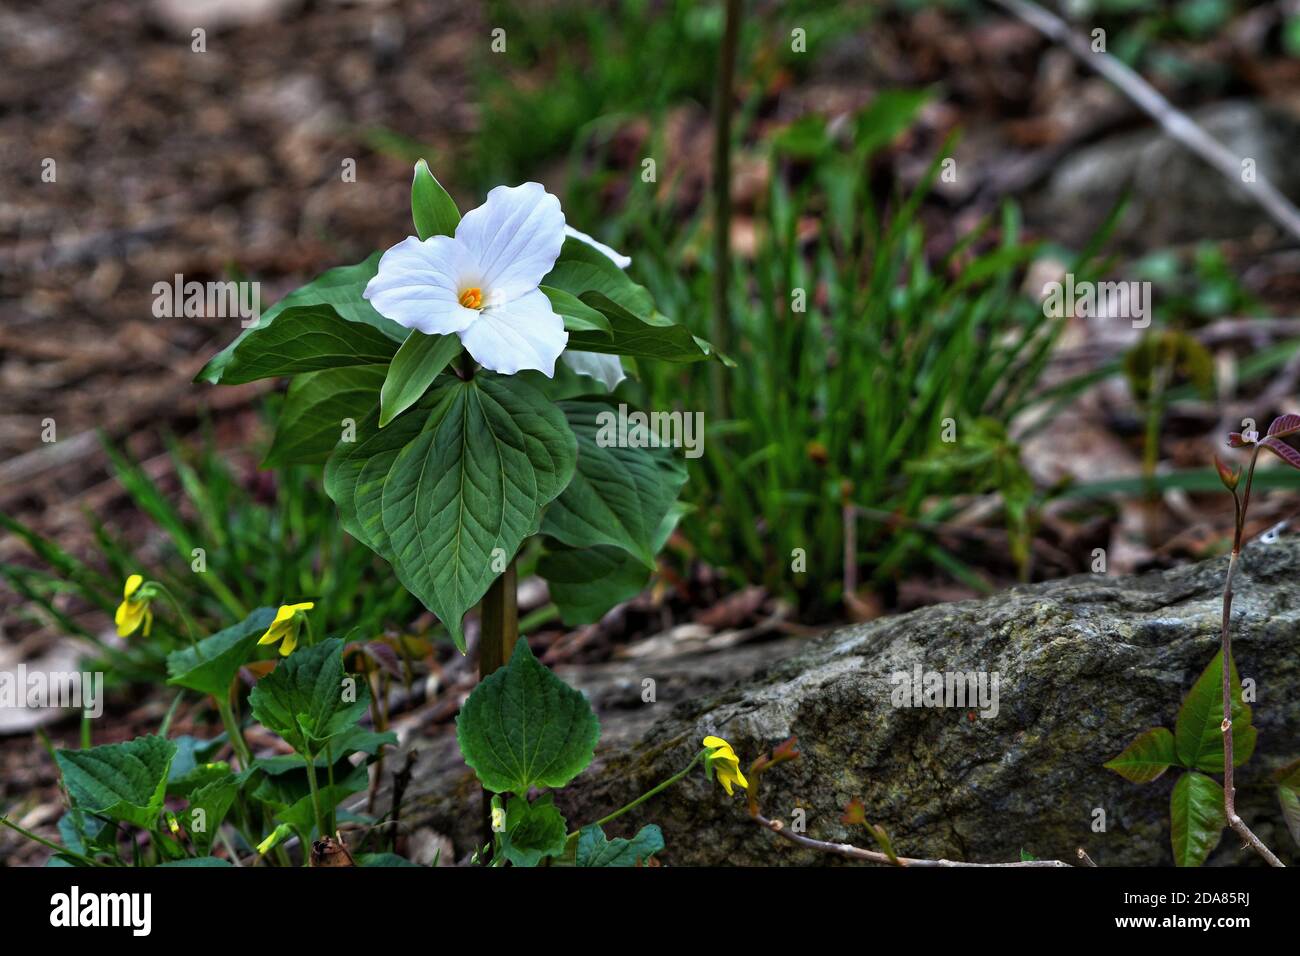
[
  {"x1": 1220, "y1": 446, "x2": 1283, "y2": 866},
  {"x1": 709, "y1": 0, "x2": 742, "y2": 417},
  {"x1": 150, "y1": 580, "x2": 199, "y2": 652},
  {"x1": 0, "y1": 815, "x2": 106, "y2": 867},
  {"x1": 215, "y1": 694, "x2": 253, "y2": 771},
  {"x1": 303, "y1": 750, "x2": 327, "y2": 843},
  {"x1": 325, "y1": 740, "x2": 336, "y2": 835},
  {"x1": 568, "y1": 750, "x2": 706, "y2": 840},
  {"x1": 478, "y1": 557, "x2": 518, "y2": 851}
]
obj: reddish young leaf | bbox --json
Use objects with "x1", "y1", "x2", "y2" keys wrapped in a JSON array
[
  {"x1": 1227, "y1": 432, "x2": 1248, "y2": 447},
  {"x1": 841, "y1": 797, "x2": 867, "y2": 826},
  {"x1": 1267, "y1": 414, "x2": 1300, "y2": 439},
  {"x1": 1214, "y1": 455, "x2": 1240, "y2": 491},
  {"x1": 1261, "y1": 436, "x2": 1300, "y2": 470}
]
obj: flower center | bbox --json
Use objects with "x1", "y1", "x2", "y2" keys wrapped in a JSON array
[{"x1": 458, "y1": 286, "x2": 483, "y2": 310}]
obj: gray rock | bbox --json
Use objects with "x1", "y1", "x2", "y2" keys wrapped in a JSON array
[
  {"x1": 404, "y1": 539, "x2": 1300, "y2": 866},
  {"x1": 1034, "y1": 101, "x2": 1300, "y2": 247}
]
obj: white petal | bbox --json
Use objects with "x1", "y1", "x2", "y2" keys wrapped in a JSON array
[
  {"x1": 459, "y1": 288, "x2": 567, "y2": 376},
  {"x1": 564, "y1": 225, "x2": 631, "y2": 270},
  {"x1": 363, "y1": 236, "x2": 478, "y2": 335},
  {"x1": 561, "y1": 350, "x2": 626, "y2": 392},
  {"x1": 456, "y1": 183, "x2": 565, "y2": 303}
]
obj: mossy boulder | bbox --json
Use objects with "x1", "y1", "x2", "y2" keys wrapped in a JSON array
[{"x1": 407, "y1": 539, "x2": 1300, "y2": 866}]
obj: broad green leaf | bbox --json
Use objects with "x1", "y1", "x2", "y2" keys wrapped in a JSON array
[
  {"x1": 165, "y1": 735, "x2": 228, "y2": 796},
  {"x1": 575, "y1": 823, "x2": 664, "y2": 867},
  {"x1": 205, "y1": 303, "x2": 401, "y2": 386},
  {"x1": 456, "y1": 637, "x2": 599, "y2": 794},
  {"x1": 1103, "y1": 727, "x2": 1177, "y2": 783},
  {"x1": 541, "y1": 400, "x2": 687, "y2": 567},
  {"x1": 56, "y1": 735, "x2": 177, "y2": 831},
  {"x1": 500, "y1": 793, "x2": 568, "y2": 867},
  {"x1": 411, "y1": 159, "x2": 461, "y2": 240},
  {"x1": 248, "y1": 638, "x2": 370, "y2": 754},
  {"x1": 540, "y1": 503, "x2": 686, "y2": 625},
  {"x1": 253, "y1": 727, "x2": 396, "y2": 775},
  {"x1": 263, "y1": 762, "x2": 369, "y2": 837},
  {"x1": 569, "y1": 291, "x2": 730, "y2": 364},
  {"x1": 325, "y1": 399, "x2": 444, "y2": 557},
  {"x1": 264, "y1": 365, "x2": 387, "y2": 466},
  {"x1": 197, "y1": 255, "x2": 407, "y2": 383},
  {"x1": 379, "y1": 330, "x2": 461, "y2": 427},
  {"x1": 166, "y1": 607, "x2": 277, "y2": 698},
  {"x1": 541, "y1": 285, "x2": 612, "y2": 337},
  {"x1": 379, "y1": 376, "x2": 575, "y2": 650},
  {"x1": 1173, "y1": 650, "x2": 1255, "y2": 772},
  {"x1": 1278, "y1": 785, "x2": 1300, "y2": 848},
  {"x1": 539, "y1": 544, "x2": 649, "y2": 626},
  {"x1": 183, "y1": 774, "x2": 240, "y2": 855},
  {"x1": 542, "y1": 237, "x2": 656, "y2": 318},
  {"x1": 1170, "y1": 771, "x2": 1226, "y2": 867}
]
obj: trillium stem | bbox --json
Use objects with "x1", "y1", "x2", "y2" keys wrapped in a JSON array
[
  {"x1": 479, "y1": 556, "x2": 519, "y2": 850},
  {"x1": 1219, "y1": 447, "x2": 1284, "y2": 866},
  {"x1": 568, "y1": 749, "x2": 707, "y2": 840}
]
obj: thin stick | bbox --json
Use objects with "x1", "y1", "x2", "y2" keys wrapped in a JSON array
[
  {"x1": 751, "y1": 813, "x2": 1071, "y2": 867},
  {"x1": 987, "y1": 0, "x2": 1300, "y2": 242}
]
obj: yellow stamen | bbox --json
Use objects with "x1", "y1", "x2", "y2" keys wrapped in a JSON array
[{"x1": 459, "y1": 287, "x2": 483, "y2": 310}]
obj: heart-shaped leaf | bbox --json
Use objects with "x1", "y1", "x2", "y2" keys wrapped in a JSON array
[
  {"x1": 264, "y1": 365, "x2": 387, "y2": 466},
  {"x1": 248, "y1": 638, "x2": 370, "y2": 755},
  {"x1": 456, "y1": 637, "x2": 599, "y2": 794},
  {"x1": 56, "y1": 735, "x2": 177, "y2": 831},
  {"x1": 1170, "y1": 771, "x2": 1226, "y2": 867},
  {"x1": 1104, "y1": 727, "x2": 1177, "y2": 783},
  {"x1": 575, "y1": 823, "x2": 665, "y2": 867},
  {"x1": 1173, "y1": 650, "x2": 1255, "y2": 772},
  {"x1": 500, "y1": 793, "x2": 569, "y2": 867},
  {"x1": 166, "y1": 606, "x2": 277, "y2": 698},
  {"x1": 183, "y1": 774, "x2": 241, "y2": 855}
]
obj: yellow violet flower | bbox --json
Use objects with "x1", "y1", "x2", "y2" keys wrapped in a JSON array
[
  {"x1": 114, "y1": 574, "x2": 153, "y2": 638},
  {"x1": 702, "y1": 735, "x2": 749, "y2": 796},
  {"x1": 257, "y1": 602, "x2": 314, "y2": 657}
]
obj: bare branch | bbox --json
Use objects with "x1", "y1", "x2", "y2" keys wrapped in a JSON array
[{"x1": 987, "y1": 0, "x2": 1300, "y2": 243}]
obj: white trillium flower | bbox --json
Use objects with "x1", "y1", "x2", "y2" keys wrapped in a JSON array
[
  {"x1": 560, "y1": 227, "x2": 630, "y2": 392},
  {"x1": 364, "y1": 182, "x2": 569, "y2": 376}
]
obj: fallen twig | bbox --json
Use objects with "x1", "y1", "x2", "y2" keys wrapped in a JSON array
[{"x1": 988, "y1": 0, "x2": 1300, "y2": 242}]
